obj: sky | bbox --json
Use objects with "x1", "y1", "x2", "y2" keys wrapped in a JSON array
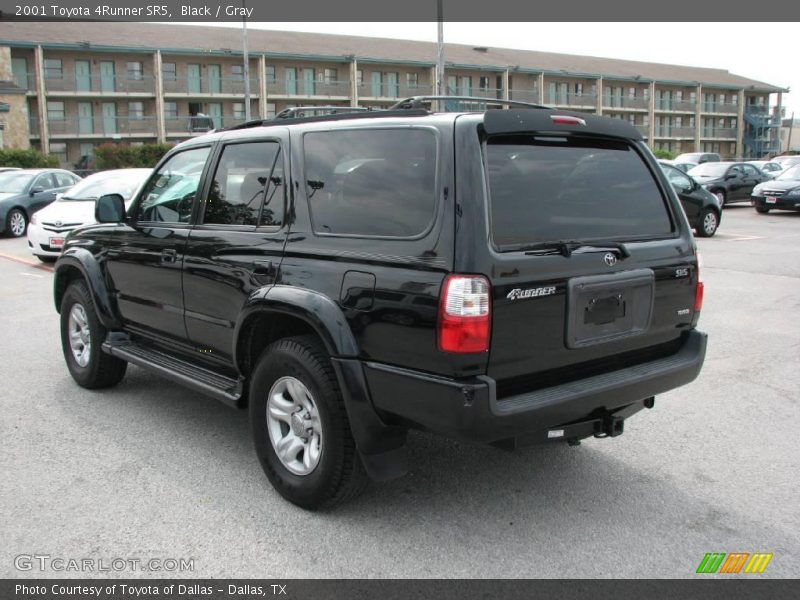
[{"x1": 198, "y1": 21, "x2": 798, "y2": 117}]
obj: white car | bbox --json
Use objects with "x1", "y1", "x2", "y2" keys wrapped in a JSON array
[{"x1": 27, "y1": 168, "x2": 151, "y2": 262}]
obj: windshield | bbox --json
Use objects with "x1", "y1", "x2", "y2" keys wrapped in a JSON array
[
  {"x1": 486, "y1": 136, "x2": 672, "y2": 249},
  {"x1": 0, "y1": 172, "x2": 36, "y2": 194},
  {"x1": 688, "y1": 163, "x2": 729, "y2": 177},
  {"x1": 61, "y1": 170, "x2": 151, "y2": 201},
  {"x1": 774, "y1": 156, "x2": 799, "y2": 165},
  {"x1": 776, "y1": 166, "x2": 800, "y2": 181}
]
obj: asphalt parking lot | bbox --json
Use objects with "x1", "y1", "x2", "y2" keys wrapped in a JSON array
[{"x1": 1, "y1": 206, "x2": 798, "y2": 579}]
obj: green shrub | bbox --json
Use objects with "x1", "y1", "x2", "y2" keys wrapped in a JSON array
[
  {"x1": 0, "y1": 148, "x2": 60, "y2": 168},
  {"x1": 651, "y1": 148, "x2": 676, "y2": 160},
  {"x1": 94, "y1": 143, "x2": 173, "y2": 169}
]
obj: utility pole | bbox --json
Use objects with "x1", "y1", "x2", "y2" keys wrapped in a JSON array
[
  {"x1": 436, "y1": 0, "x2": 445, "y2": 97},
  {"x1": 242, "y1": 0, "x2": 251, "y2": 121}
]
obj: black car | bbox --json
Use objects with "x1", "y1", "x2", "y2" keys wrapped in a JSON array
[
  {"x1": 53, "y1": 100, "x2": 706, "y2": 509},
  {"x1": 751, "y1": 165, "x2": 800, "y2": 213},
  {"x1": 0, "y1": 169, "x2": 82, "y2": 237},
  {"x1": 660, "y1": 162, "x2": 721, "y2": 237},
  {"x1": 687, "y1": 161, "x2": 770, "y2": 207}
]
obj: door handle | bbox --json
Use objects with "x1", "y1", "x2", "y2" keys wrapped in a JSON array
[
  {"x1": 161, "y1": 249, "x2": 177, "y2": 264},
  {"x1": 252, "y1": 259, "x2": 275, "y2": 275}
]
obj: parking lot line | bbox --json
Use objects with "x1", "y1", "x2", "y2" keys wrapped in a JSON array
[{"x1": 0, "y1": 252, "x2": 54, "y2": 272}]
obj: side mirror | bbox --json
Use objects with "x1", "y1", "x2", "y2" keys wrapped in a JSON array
[
  {"x1": 95, "y1": 194, "x2": 126, "y2": 223},
  {"x1": 29, "y1": 186, "x2": 44, "y2": 196}
]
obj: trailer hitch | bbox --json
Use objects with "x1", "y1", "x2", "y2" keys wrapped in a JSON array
[{"x1": 595, "y1": 414, "x2": 625, "y2": 438}]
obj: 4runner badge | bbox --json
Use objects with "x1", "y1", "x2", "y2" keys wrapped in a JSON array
[{"x1": 507, "y1": 286, "x2": 557, "y2": 301}]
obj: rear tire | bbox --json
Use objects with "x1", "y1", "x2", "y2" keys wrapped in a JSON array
[
  {"x1": 60, "y1": 281, "x2": 127, "y2": 389},
  {"x1": 249, "y1": 335, "x2": 368, "y2": 510},
  {"x1": 696, "y1": 209, "x2": 719, "y2": 237},
  {"x1": 713, "y1": 191, "x2": 726, "y2": 208},
  {"x1": 6, "y1": 208, "x2": 27, "y2": 237},
  {"x1": 755, "y1": 205, "x2": 770, "y2": 214}
]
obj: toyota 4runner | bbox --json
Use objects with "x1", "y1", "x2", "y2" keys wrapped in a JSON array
[{"x1": 54, "y1": 99, "x2": 707, "y2": 509}]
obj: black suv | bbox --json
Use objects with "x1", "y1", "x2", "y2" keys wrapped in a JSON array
[{"x1": 53, "y1": 100, "x2": 707, "y2": 509}]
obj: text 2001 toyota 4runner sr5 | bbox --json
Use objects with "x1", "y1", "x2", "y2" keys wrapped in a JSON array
[{"x1": 54, "y1": 99, "x2": 707, "y2": 509}]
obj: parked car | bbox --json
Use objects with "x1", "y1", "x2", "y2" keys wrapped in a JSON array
[
  {"x1": 660, "y1": 159, "x2": 697, "y2": 173},
  {"x1": 27, "y1": 168, "x2": 152, "y2": 262},
  {"x1": 660, "y1": 162, "x2": 721, "y2": 237},
  {"x1": 53, "y1": 103, "x2": 706, "y2": 509},
  {"x1": 0, "y1": 167, "x2": 22, "y2": 173},
  {"x1": 674, "y1": 152, "x2": 721, "y2": 165},
  {"x1": 0, "y1": 169, "x2": 81, "y2": 237},
  {"x1": 751, "y1": 165, "x2": 800, "y2": 214},
  {"x1": 746, "y1": 160, "x2": 783, "y2": 179},
  {"x1": 772, "y1": 155, "x2": 800, "y2": 171},
  {"x1": 687, "y1": 161, "x2": 769, "y2": 206}
]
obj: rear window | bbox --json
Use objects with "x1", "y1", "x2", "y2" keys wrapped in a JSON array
[
  {"x1": 303, "y1": 129, "x2": 437, "y2": 238},
  {"x1": 485, "y1": 136, "x2": 673, "y2": 249}
]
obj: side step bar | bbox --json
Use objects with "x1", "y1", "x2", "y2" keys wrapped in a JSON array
[{"x1": 102, "y1": 339, "x2": 243, "y2": 407}]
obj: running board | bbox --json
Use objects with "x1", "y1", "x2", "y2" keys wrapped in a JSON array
[{"x1": 102, "y1": 339, "x2": 243, "y2": 407}]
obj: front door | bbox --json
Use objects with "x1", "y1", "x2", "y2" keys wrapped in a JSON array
[
  {"x1": 182, "y1": 136, "x2": 289, "y2": 360},
  {"x1": 75, "y1": 60, "x2": 91, "y2": 92},
  {"x1": 187, "y1": 64, "x2": 201, "y2": 93},
  {"x1": 302, "y1": 68, "x2": 315, "y2": 96},
  {"x1": 77, "y1": 102, "x2": 93, "y2": 134},
  {"x1": 101, "y1": 102, "x2": 117, "y2": 134},
  {"x1": 102, "y1": 145, "x2": 212, "y2": 342},
  {"x1": 11, "y1": 57, "x2": 28, "y2": 89},
  {"x1": 285, "y1": 68, "x2": 297, "y2": 95},
  {"x1": 99, "y1": 61, "x2": 115, "y2": 92},
  {"x1": 207, "y1": 102, "x2": 222, "y2": 129},
  {"x1": 207, "y1": 64, "x2": 221, "y2": 93}
]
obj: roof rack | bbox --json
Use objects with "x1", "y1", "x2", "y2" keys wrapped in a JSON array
[
  {"x1": 389, "y1": 95, "x2": 548, "y2": 111},
  {"x1": 224, "y1": 108, "x2": 430, "y2": 131},
  {"x1": 274, "y1": 106, "x2": 374, "y2": 120}
]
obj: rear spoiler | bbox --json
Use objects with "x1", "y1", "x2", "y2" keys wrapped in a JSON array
[{"x1": 483, "y1": 109, "x2": 644, "y2": 141}]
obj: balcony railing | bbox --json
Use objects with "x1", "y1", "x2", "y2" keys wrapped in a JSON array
[
  {"x1": 13, "y1": 73, "x2": 36, "y2": 91},
  {"x1": 703, "y1": 102, "x2": 739, "y2": 114},
  {"x1": 546, "y1": 92, "x2": 597, "y2": 107},
  {"x1": 445, "y1": 87, "x2": 503, "y2": 100},
  {"x1": 603, "y1": 96, "x2": 648, "y2": 110},
  {"x1": 702, "y1": 128, "x2": 736, "y2": 139},
  {"x1": 635, "y1": 124, "x2": 650, "y2": 137},
  {"x1": 509, "y1": 88, "x2": 540, "y2": 103},
  {"x1": 163, "y1": 76, "x2": 259, "y2": 95},
  {"x1": 266, "y1": 79, "x2": 351, "y2": 98},
  {"x1": 44, "y1": 75, "x2": 155, "y2": 94},
  {"x1": 654, "y1": 126, "x2": 695, "y2": 138},
  {"x1": 46, "y1": 116, "x2": 158, "y2": 136},
  {"x1": 164, "y1": 115, "x2": 249, "y2": 132},
  {"x1": 357, "y1": 82, "x2": 432, "y2": 99},
  {"x1": 655, "y1": 99, "x2": 696, "y2": 112}
]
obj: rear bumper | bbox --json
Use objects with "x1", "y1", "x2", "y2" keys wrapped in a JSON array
[{"x1": 364, "y1": 330, "x2": 707, "y2": 444}]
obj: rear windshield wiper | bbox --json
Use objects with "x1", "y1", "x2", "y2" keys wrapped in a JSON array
[{"x1": 519, "y1": 240, "x2": 631, "y2": 258}]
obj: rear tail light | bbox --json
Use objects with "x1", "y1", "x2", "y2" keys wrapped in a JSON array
[
  {"x1": 694, "y1": 251, "x2": 704, "y2": 312},
  {"x1": 550, "y1": 115, "x2": 587, "y2": 126},
  {"x1": 438, "y1": 274, "x2": 491, "y2": 353}
]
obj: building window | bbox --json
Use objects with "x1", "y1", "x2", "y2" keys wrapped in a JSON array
[
  {"x1": 164, "y1": 102, "x2": 178, "y2": 119},
  {"x1": 128, "y1": 101, "x2": 144, "y2": 120},
  {"x1": 162, "y1": 62, "x2": 176, "y2": 81},
  {"x1": 323, "y1": 68, "x2": 338, "y2": 83},
  {"x1": 50, "y1": 142, "x2": 67, "y2": 164},
  {"x1": 47, "y1": 101, "x2": 65, "y2": 120},
  {"x1": 266, "y1": 103, "x2": 276, "y2": 119},
  {"x1": 127, "y1": 62, "x2": 143, "y2": 80},
  {"x1": 231, "y1": 64, "x2": 244, "y2": 80},
  {"x1": 676, "y1": 90, "x2": 683, "y2": 102},
  {"x1": 408, "y1": 73, "x2": 420, "y2": 88},
  {"x1": 44, "y1": 59, "x2": 62, "y2": 79},
  {"x1": 356, "y1": 70, "x2": 363, "y2": 86},
  {"x1": 575, "y1": 83, "x2": 583, "y2": 97},
  {"x1": 233, "y1": 102, "x2": 245, "y2": 119}
]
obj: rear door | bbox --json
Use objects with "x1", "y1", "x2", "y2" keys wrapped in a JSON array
[{"x1": 456, "y1": 112, "x2": 697, "y2": 391}]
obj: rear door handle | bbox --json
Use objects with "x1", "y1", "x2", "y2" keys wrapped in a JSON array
[{"x1": 161, "y1": 249, "x2": 177, "y2": 264}]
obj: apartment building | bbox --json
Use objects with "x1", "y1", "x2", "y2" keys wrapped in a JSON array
[{"x1": 0, "y1": 22, "x2": 786, "y2": 166}]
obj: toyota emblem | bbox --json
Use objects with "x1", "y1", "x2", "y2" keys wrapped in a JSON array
[
  {"x1": 603, "y1": 253, "x2": 617, "y2": 267},
  {"x1": 54, "y1": 220, "x2": 63, "y2": 227}
]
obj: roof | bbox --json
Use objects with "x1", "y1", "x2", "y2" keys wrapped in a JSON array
[{"x1": 0, "y1": 22, "x2": 786, "y2": 92}]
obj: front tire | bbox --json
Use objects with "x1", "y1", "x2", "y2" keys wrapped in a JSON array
[
  {"x1": 6, "y1": 208, "x2": 27, "y2": 237},
  {"x1": 249, "y1": 335, "x2": 367, "y2": 510},
  {"x1": 696, "y1": 209, "x2": 719, "y2": 237},
  {"x1": 713, "y1": 191, "x2": 726, "y2": 208},
  {"x1": 60, "y1": 281, "x2": 127, "y2": 389},
  {"x1": 755, "y1": 205, "x2": 770, "y2": 214},
  {"x1": 36, "y1": 255, "x2": 57, "y2": 263}
]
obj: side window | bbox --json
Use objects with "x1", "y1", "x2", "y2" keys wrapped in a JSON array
[
  {"x1": 134, "y1": 146, "x2": 210, "y2": 223},
  {"x1": 742, "y1": 164, "x2": 759, "y2": 177},
  {"x1": 664, "y1": 166, "x2": 691, "y2": 190},
  {"x1": 202, "y1": 141, "x2": 284, "y2": 227},
  {"x1": 303, "y1": 129, "x2": 437, "y2": 237},
  {"x1": 54, "y1": 172, "x2": 76, "y2": 187},
  {"x1": 34, "y1": 174, "x2": 55, "y2": 190}
]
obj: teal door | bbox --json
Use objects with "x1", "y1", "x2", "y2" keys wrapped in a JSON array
[
  {"x1": 371, "y1": 72, "x2": 382, "y2": 97},
  {"x1": 302, "y1": 69, "x2": 315, "y2": 96},
  {"x1": 102, "y1": 102, "x2": 117, "y2": 134},
  {"x1": 77, "y1": 102, "x2": 93, "y2": 134},
  {"x1": 11, "y1": 58, "x2": 28, "y2": 89},
  {"x1": 387, "y1": 72, "x2": 399, "y2": 97},
  {"x1": 75, "y1": 60, "x2": 91, "y2": 92},
  {"x1": 207, "y1": 103, "x2": 222, "y2": 128},
  {"x1": 187, "y1": 64, "x2": 201, "y2": 93},
  {"x1": 208, "y1": 64, "x2": 221, "y2": 93},
  {"x1": 100, "y1": 61, "x2": 115, "y2": 92},
  {"x1": 285, "y1": 68, "x2": 297, "y2": 95}
]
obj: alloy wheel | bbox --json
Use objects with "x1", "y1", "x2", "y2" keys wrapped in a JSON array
[
  {"x1": 266, "y1": 376, "x2": 323, "y2": 476},
  {"x1": 68, "y1": 303, "x2": 91, "y2": 367}
]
